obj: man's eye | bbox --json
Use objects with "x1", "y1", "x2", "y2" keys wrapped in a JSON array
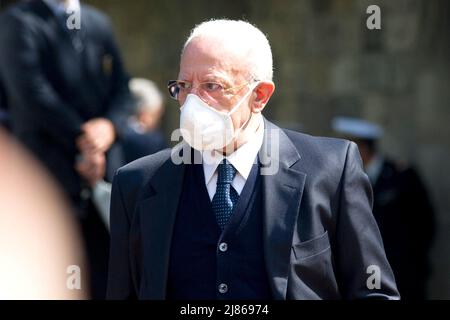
[
  {"x1": 178, "y1": 82, "x2": 191, "y2": 90},
  {"x1": 203, "y1": 82, "x2": 222, "y2": 91}
]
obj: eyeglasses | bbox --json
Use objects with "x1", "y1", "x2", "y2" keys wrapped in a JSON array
[{"x1": 167, "y1": 79, "x2": 258, "y2": 101}]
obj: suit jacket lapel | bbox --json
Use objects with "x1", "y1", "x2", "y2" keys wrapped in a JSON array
[
  {"x1": 260, "y1": 119, "x2": 307, "y2": 300},
  {"x1": 136, "y1": 147, "x2": 186, "y2": 299}
]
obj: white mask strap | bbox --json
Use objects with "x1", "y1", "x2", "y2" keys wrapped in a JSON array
[{"x1": 226, "y1": 81, "x2": 259, "y2": 116}]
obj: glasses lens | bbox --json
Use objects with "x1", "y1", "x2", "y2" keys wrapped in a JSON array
[{"x1": 167, "y1": 80, "x2": 179, "y2": 100}]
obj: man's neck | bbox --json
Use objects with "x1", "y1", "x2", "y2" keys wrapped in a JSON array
[{"x1": 220, "y1": 114, "x2": 263, "y2": 156}]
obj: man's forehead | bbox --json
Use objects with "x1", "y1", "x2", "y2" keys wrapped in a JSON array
[{"x1": 180, "y1": 37, "x2": 248, "y2": 79}]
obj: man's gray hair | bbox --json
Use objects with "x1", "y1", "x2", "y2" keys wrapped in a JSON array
[
  {"x1": 183, "y1": 19, "x2": 273, "y2": 81},
  {"x1": 129, "y1": 78, "x2": 164, "y2": 113}
]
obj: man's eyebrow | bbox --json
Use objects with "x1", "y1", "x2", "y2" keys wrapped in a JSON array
[{"x1": 203, "y1": 74, "x2": 233, "y2": 86}]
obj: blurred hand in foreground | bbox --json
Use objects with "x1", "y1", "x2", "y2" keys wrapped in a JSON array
[{"x1": 76, "y1": 118, "x2": 116, "y2": 154}]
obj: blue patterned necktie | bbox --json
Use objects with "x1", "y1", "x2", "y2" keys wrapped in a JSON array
[{"x1": 212, "y1": 160, "x2": 239, "y2": 230}]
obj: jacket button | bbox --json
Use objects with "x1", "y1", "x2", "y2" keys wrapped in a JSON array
[
  {"x1": 218, "y1": 283, "x2": 228, "y2": 294},
  {"x1": 219, "y1": 242, "x2": 228, "y2": 252}
]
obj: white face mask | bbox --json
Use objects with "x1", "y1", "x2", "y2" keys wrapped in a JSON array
[{"x1": 179, "y1": 83, "x2": 258, "y2": 151}]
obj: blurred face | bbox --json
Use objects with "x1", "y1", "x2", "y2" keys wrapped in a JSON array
[
  {"x1": 178, "y1": 37, "x2": 275, "y2": 150},
  {"x1": 137, "y1": 107, "x2": 163, "y2": 132}
]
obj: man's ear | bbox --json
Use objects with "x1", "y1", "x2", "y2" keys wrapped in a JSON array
[{"x1": 252, "y1": 81, "x2": 275, "y2": 113}]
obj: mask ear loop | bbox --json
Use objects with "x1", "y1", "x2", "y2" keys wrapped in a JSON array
[
  {"x1": 230, "y1": 81, "x2": 260, "y2": 138},
  {"x1": 226, "y1": 81, "x2": 260, "y2": 116}
]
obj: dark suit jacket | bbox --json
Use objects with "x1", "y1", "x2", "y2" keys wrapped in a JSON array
[
  {"x1": 121, "y1": 128, "x2": 168, "y2": 164},
  {"x1": 107, "y1": 119, "x2": 400, "y2": 300},
  {"x1": 0, "y1": 0, "x2": 132, "y2": 200}
]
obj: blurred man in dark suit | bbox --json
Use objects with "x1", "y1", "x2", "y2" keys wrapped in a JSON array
[
  {"x1": 107, "y1": 19, "x2": 399, "y2": 300},
  {"x1": 0, "y1": 0, "x2": 133, "y2": 298},
  {"x1": 333, "y1": 116, "x2": 435, "y2": 300}
]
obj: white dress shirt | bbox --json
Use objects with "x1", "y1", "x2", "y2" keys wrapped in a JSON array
[
  {"x1": 202, "y1": 117, "x2": 265, "y2": 201},
  {"x1": 44, "y1": 0, "x2": 80, "y2": 14}
]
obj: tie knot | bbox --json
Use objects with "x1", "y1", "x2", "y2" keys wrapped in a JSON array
[{"x1": 217, "y1": 160, "x2": 237, "y2": 185}]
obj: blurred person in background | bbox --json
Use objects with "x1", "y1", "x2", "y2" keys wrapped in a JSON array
[
  {"x1": 0, "y1": 0, "x2": 133, "y2": 299},
  {"x1": 0, "y1": 129, "x2": 87, "y2": 299},
  {"x1": 105, "y1": 78, "x2": 167, "y2": 179},
  {"x1": 123, "y1": 78, "x2": 167, "y2": 163},
  {"x1": 332, "y1": 116, "x2": 436, "y2": 300}
]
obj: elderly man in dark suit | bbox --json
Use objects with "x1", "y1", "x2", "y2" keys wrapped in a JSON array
[
  {"x1": 0, "y1": 0, "x2": 132, "y2": 298},
  {"x1": 107, "y1": 19, "x2": 399, "y2": 300}
]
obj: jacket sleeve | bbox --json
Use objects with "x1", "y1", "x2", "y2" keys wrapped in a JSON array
[
  {"x1": 0, "y1": 14, "x2": 83, "y2": 151},
  {"x1": 106, "y1": 169, "x2": 136, "y2": 299},
  {"x1": 101, "y1": 17, "x2": 133, "y2": 140},
  {"x1": 335, "y1": 142, "x2": 400, "y2": 299}
]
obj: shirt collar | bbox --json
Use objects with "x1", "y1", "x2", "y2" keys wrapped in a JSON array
[
  {"x1": 202, "y1": 117, "x2": 264, "y2": 185},
  {"x1": 43, "y1": 0, "x2": 80, "y2": 15}
]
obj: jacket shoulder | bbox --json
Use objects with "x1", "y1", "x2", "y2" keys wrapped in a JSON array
[
  {"x1": 283, "y1": 129, "x2": 353, "y2": 161},
  {"x1": 280, "y1": 128, "x2": 362, "y2": 187},
  {"x1": 0, "y1": 2, "x2": 34, "y2": 27},
  {"x1": 116, "y1": 148, "x2": 172, "y2": 182},
  {"x1": 80, "y1": 4, "x2": 114, "y2": 31}
]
